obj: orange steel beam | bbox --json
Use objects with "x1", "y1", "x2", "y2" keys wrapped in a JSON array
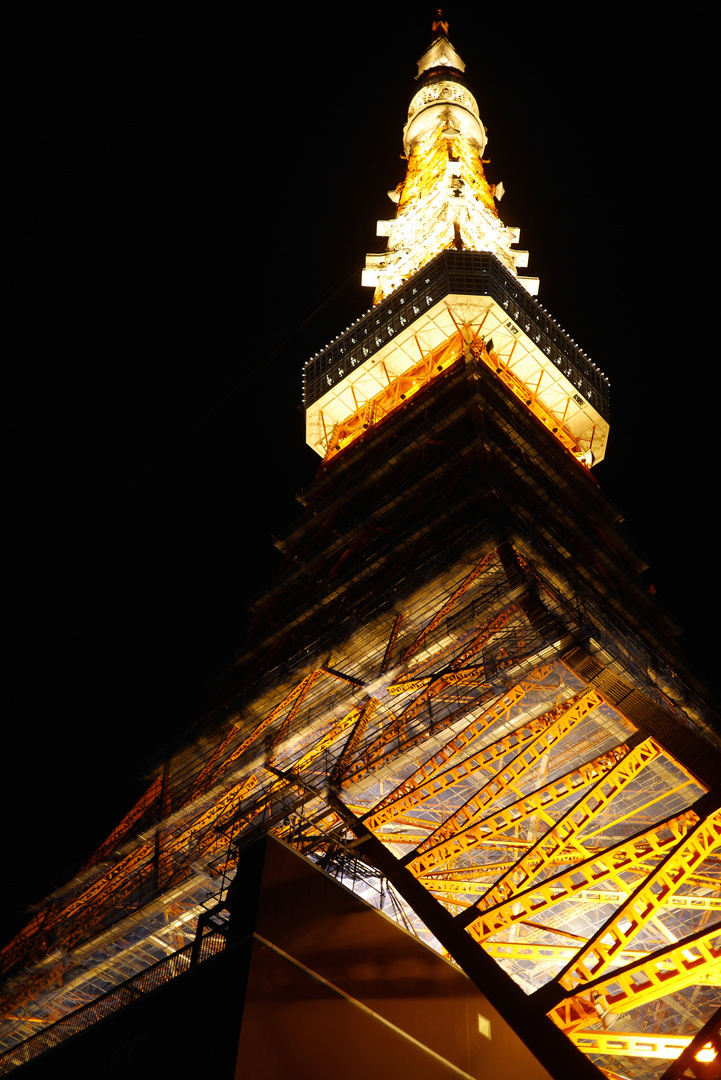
[
  {"x1": 344, "y1": 683, "x2": 491, "y2": 786},
  {"x1": 333, "y1": 697, "x2": 381, "y2": 779},
  {"x1": 213, "y1": 668, "x2": 328, "y2": 776},
  {"x1": 457, "y1": 736, "x2": 662, "y2": 917},
  {"x1": 205, "y1": 768, "x2": 289, "y2": 844},
  {"x1": 56, "y1": 769, "x2": 268, "y2": 959},
  {"x1": 167, "y1": 770, "x2": 265, "y2": 855},
  {"x1": 547, "y1": 922, "x2": 721, "y2": 1033},
  {"x1": 400, "y1": 697, "x2": 607, "y2": 878},
  {"x1": 372, "y1": 813, "x2": 442, "y2": 832},
  {"x1": 570, "y1": 1030, "x2": 700, "y2": 1062},
  {"x1": 268, "y1": 668, "x2": 326, "y2": 757},
  {"x1": 0, "y1": 787, "x2": 266, "y2": 1017},
  {"x1": 81, "y1": 776, "x2": 162, "y2": 871},
  {"x1": 365, "y1": 669, "x2": 554, "y2": 827},
  {"x1": 379, "y1": 613, "x2": 404, "y2": 674},
  {"x1": 413, "y1": 689, "x2": 605, "y2": 857},
  {"x1": 449, "y1": 602, "x2": 520, "y2": 668},
  {"x1": 0, "y1": 775, "x2": 169, "y2": 976},
  {"x1": 486, "y1": 941, "x2": 665, "y2": 965},
  {"x1": 149, "y1": 766, "x2": 325, "y2": 901},
  {"x1": 385, "y1": 674, "x2": 432, "y2": 697},
  {"x1": 475, "y1": 341, "x2": 587, "y2": 461},
  {"x1": 424, "y1": 867, "x2": 518, "y2": 892},
  {"x1": 49, "y1": 841, "x2": 154, "y2": 928},
  {"x1": 391, "y1": 665, "x2": 488, "y2": 732},
  {"x1": 287, "y1": 703, "x2": 366, "y2": 775},
  {"x1": 190, "y1": 722, "x2": 242, "y2": 795},
  {"x1": 428, "y1": 863, "x2": 525, "y2": 880},
  {"x1": 579, "y1": 780, "x2": 699, "y2": 847},
  {"x1": 368, "y1": 710, "x2": 558, "y2": 840},
  {"x1": 486, "y1": 941, "x2": 582, "y2": 963},
  {"x1": 400, "y1": 550, "x2": 497, "y2": 663},
  {"x1": 455, "y1": 880, "x2": 642, "y2": 908},
  {"x1": 458, "y1": 743, "x2": 631, "y2": 849},
  {"x1": 688, "y1": 871, "x2": 721, "y2": 889},
  {"x1": 667, "y1": 893, "x2": 721, "y2": 912},
  {"x1": 347, "y1": 659, "x2": 558, "y2": 790},
  {"x1": 384, "y1": 833, "x2": 437, "y2": 848},
  {"x1": 369, "y1": 665, "x2": 556, "y2": 825},
  {"x1": 324, "y1": 333, "x2": 466, "y2": 459},
  {"x1": 0, "y1": 908, "x2": 59, "y2": 979},
  {"x1": 466, "y1": 807, "x2": 700, "y2": 943},
  {"x1": 555, "y1": 803, "x2": 721, "y2": 991},
  {"x1": 58, "y1": 768, "x2": 267, "y2": 940}
]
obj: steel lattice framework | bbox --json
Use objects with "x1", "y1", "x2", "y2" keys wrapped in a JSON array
[
  {"x1": 1, "y1": 15, "x2": 719, "y2": 1080},
  {"x1": 2, "y1": 525, "x2": 719, "y2": 1077}
]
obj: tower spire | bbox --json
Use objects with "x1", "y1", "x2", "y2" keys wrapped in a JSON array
[
  {"x1": 432, "y1": 9, "x2": 449, "y2": 38},
  {"x1": 363, "y1": 17, "x2": 536, "y2": 303},
  {"x1": 305, "y1": 22, "x2": 608, "y2": 470}
]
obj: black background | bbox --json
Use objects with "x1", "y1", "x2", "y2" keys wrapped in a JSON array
[{"x1": 4, "y1": 8, "x2": 717, "y2": 944}]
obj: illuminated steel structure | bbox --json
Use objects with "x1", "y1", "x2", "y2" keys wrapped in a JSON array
[{"x1": 1, "y1": 15, "x2": 720, "y2": 1080}]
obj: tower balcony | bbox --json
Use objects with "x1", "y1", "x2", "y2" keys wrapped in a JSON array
[{"x1": 304, "y1": 251, "x2": 609, "y2": 464}]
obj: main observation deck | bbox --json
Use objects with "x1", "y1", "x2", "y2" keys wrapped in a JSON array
[{"x1": 304, "y1": 251, "x2": 610, "y2": 465}]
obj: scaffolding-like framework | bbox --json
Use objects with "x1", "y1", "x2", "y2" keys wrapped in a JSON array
[
  {"x1": 1, "y1": 345, "x2": 718, "y2": 1079},
  {"x1": 1, "y1": 17, "x2": 719, "y2": 1080}
]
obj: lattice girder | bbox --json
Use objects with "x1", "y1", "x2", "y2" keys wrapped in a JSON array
[
  {"x1": 366, "y1": 695, "x2": 582, "y2": 837},
  {"x1": 570, "y1": 1030, "x2": 708, "y2": 1062},
  {"x1": 453, "y1": 743, "x2": 631, "y2": 848},
  {"x1": 467, "y1": 807, "x2": 701, "y2": 943},
  {"x1": 400, "y1": 550, "x2": 498, "y2": 662},
  {"x1": 554, "y1": 804, "x2": 721, "y2": 991},
  {"x1": 364, "y1": 669, "x2": 551, "y2": 826},
  {"x1": 547, "y1": 922, "x2": 721, "y2": 1032},
  {"x1": 225, "y1": 667, "x2": 328, "y2": 769},
  {"x1": 458, "y1": 737, "x2": 665, "y2": 919},
  {"x1": 413, "y1": 688, "x2": 605, "y2": 856}
]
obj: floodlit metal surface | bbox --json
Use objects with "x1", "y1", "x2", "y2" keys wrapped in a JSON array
[
  {"x1": 363, "y1": 32, "x2": 533, "y2": 303},
  {"x1": 1, "y1": 16, "x2": 719, "y2": 1080},
  {"x1": 2, "y1": 535, "x2": 718, "y2": 1077},
  {"x1": 305, "y1": 261, "x2": 610, "y2": 464},
  {"x1": 570, "y1": 1030, "x2": 714, "y2": 1062}
]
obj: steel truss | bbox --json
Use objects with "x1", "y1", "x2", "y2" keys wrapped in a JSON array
[{"x1": 1, "y1": 536, "x2": 719, "y2": 1079}]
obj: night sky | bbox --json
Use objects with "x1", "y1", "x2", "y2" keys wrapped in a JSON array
[{"x1": 4, "y1": 10, "x2": 717, "y2": 945}]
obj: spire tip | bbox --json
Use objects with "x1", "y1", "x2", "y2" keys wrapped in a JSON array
[{"x1": 432, "y1": 9, "x2": 449, "y2": 38}]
